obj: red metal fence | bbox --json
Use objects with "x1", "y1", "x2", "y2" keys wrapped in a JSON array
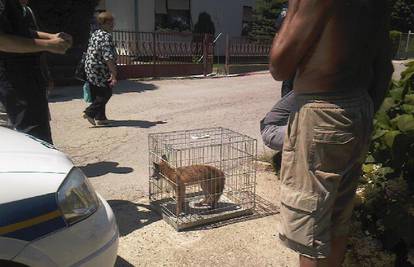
[
  {"x1": 113, "y1": 31, "x2": 213, "y2": 79},
  {"x1": 225, "y1": 36, "x2": 271, "y2": 74}
]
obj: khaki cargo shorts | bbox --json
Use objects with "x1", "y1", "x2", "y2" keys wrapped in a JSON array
[{"x1": 278, "y1": 91, "x2": 374, "y2": 258}]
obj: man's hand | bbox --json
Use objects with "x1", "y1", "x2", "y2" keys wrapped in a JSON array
[
  {"x1": 57, "y1": 32, "x2": 73, "y2": 47},
  {"x1": 45, "y1": 35, "x2": 72, "y2": 54}
]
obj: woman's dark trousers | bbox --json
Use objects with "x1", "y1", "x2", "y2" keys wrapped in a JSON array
[{"x1": 84, "y1": 83, "x2": 112, "y2": 120}]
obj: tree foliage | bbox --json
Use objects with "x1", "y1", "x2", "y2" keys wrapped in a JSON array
[
  {"x1": 248, "y1": 0, "x2": 287, "y2": 42},
  {"x1": 354, "y1": 61, "x2": 414, "y2": 266},
  {"x1": 390, "y1": 0, "x2": 414, "y2": 32},
  {"x1": 250, "y1": 0, "x2": 414, "y2": 40}
]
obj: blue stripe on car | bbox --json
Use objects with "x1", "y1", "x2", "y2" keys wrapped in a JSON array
[
  {"x1": 0, "y1": 193, "x2": 67, "y2": 241},
  {"x1": 0, "y1": 193, "x2": 58, "y2": 226},
  {"x1": 4, "y1": 216, "x2": 66, "y2": 241}
]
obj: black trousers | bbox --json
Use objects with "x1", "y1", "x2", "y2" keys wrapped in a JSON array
[
  {"x1": 84, "y1": 83, "x2": 112, "y2": 120},
  {"x1": 0, "y1": 61, "x2": 52, "y2": 144}
]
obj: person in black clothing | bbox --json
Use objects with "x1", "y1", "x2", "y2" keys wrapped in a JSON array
[
  {"x1": 20, "y1": 0, "x2": 54, "y2": 95},
  {"x1": 0, "y1": 0, "x2": 71, "y2": 143}
]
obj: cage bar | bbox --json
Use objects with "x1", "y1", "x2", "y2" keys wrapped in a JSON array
[{"x1": 148, "y1": 127, "x2": 257, "y2": 230}]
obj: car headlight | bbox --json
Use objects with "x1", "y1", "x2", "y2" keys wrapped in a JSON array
[{"x1": 57, "y1": 168, "x2": 99, "y2": 225}]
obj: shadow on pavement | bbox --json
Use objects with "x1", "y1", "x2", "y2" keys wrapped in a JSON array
[
  {"x1": 48, "y1": 80, "x2": 158, "y2": 103},
  {"x1": 115, "y1": 256, "x2": 134, "y2": 267},
  {"x1": 80, "y1": 161, "x2": 133, "y2": 178},
  {"x1": 183, "y1": 194, "x2": 279, "y2": 232},
  {"x1": 105, "y1": 120, "x2": 167, "y2": 128},
  {"x1": 108, "y1": 200, "x2": 161, "y2": 237}
]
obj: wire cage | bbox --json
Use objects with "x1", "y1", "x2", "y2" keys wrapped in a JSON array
[{"x1": 148, "y1": 127, "x2": 257, "y2": 230}]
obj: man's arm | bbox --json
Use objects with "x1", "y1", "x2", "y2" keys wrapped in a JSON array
[
  {"x1": 269, "y1": 0, "x2": 333, "y2": 81},
  {"x1": 36, "y1": 31, "x2": 55, "y2": 40},
  {"x1": 0, "y1": 33, "x2": 71, "y2": 54},
  {"x1": 36, "y1": 31, "x2": 73, "y2": 46}
]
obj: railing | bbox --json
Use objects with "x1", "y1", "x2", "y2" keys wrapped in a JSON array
[
  {"x1": 225, "y1": 36, "x2": 271, "y2": 74},
  {"x1": 113, "y1": 31, "x2": 213, "y2": 65}
]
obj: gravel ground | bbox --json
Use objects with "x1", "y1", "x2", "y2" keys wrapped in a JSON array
[
  {"x1": 48, "y1": 61, "x2": 405, "y2": 266},
  {"x1": 49, "y1": 72, "x2": 297, "y2": 266}
]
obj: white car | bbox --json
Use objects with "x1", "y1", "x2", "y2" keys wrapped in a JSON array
[{"x1": 0, "y1": 127, "x2": 119, "y2": 267}]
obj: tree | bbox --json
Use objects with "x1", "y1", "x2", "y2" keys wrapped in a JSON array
[
  {"x1": 248, "y1": 0, "x2": 287, "y2": 42},
  {"x1": 390, "y1": 0, "x2": 414, "y2": 32}
]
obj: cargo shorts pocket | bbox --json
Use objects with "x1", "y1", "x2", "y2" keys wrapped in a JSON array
[
  {"x1": 280, "y1": 185, "x2": 319, "y2": 247},
  {"x1": 310, "y1": 127, "x2": 357, "y2": 173}
]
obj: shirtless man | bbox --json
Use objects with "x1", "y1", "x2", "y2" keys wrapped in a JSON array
[{"x1": 269, "y1": 1, "x2": 393, "y2": 267}]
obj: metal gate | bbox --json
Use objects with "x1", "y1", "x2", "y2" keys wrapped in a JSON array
[{"x1": 113, "y1": 31, "x2": 213, "y2": 79}]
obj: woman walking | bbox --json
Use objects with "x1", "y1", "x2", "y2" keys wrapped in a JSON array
[{"x1": 83, "y1": 11, "x2": 117, "y2": 126}]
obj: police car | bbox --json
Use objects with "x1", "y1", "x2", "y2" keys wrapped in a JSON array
[{"x1": 0, "y1": 127, "x2": 119, "y2": 267}]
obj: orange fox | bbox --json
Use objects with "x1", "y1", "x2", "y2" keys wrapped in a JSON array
[{"x1": 153, "y1": 155, "x2": 225, "y2": 216}]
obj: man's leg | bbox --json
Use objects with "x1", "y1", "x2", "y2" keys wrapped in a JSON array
[
  {"x1": 26, "y1": 93, "x2": 52, "y2": 143},
  {"x1": 328, "y1": 236, "x2": 348, "y2": 267},
  {"x1": 298, "y1": 236, "x2": 347, "y2": 267},
  {"x1": 260, "y1": 90, "x2": 296, "y2": 151},
  {"x1": 20, "y1": 73, "x2": 52, "y2": 143},
  {"x1": 300, "y1": 255, "x2": 328, "y2": 267}
]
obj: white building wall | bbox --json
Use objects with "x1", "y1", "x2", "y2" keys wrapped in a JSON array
[
  {"x1": 105, "y1": 0, "x2": 136, "y2": 31},
  {"x1": 97, "y1": 0, "x2": 106, "y2": 10},
  {"x1": 104, "y1": 0, "x2": 154, "y2": 32},
  {"x1": 138, "y1": 0, "x2": 155, "y2": 32}
]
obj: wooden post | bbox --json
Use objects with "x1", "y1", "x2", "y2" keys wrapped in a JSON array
[
  {"x1": 225, "y1": 34, "x2": 230, "y2": 75},
  {"x1": 152, "y1": 32, "x2": 156, "y2": 77},
  {"x1": 203, "y1": 34, "x2": 208, "y2": 76},
  {"x1": 406, "y1": 30, "x2": 412, "y2": 56}
]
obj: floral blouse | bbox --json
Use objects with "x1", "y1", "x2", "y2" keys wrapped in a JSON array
[{"x1": 85, "y1": 29, "x2": 117, "y2": 87}]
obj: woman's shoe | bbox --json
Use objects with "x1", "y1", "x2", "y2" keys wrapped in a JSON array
[
  {"x1": 82, "y1": 113, "x2": 96, "y2": 126},
  {"x1": 95, "y1": 119, "x2": 111, "y2": 126}
]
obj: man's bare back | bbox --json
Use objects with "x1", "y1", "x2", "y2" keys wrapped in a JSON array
[{"x1": 270, "y1": 0, "x2": 392, "y2": 95}]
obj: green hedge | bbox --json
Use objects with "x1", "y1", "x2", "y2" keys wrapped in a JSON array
[{"x1": 350, "y1": 61, "x2": 414, "y2": 266}]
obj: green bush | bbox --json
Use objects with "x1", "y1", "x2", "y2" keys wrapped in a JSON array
[
  {"x1": 248, "y1": 0, "x2": 287, "y2": 42},
  {"x1": 353, "y1": 61, "x2": 414, "y2": 266},
  {"x1": 390, "y1": 30, "x2": 402, "y2": 58}
]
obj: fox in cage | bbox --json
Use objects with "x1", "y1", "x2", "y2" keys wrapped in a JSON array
[{"x1": 152, "y1": 155, "x2": 225, "y2": 216}]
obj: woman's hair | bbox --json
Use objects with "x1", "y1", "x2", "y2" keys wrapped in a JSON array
[{"x1": 96, "y1": 11, "x2": 114, "y2": 26}]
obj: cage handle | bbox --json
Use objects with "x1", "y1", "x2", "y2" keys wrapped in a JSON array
[{"x1": 191, "y1": 134, "x2": 211, "y2": 140}]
